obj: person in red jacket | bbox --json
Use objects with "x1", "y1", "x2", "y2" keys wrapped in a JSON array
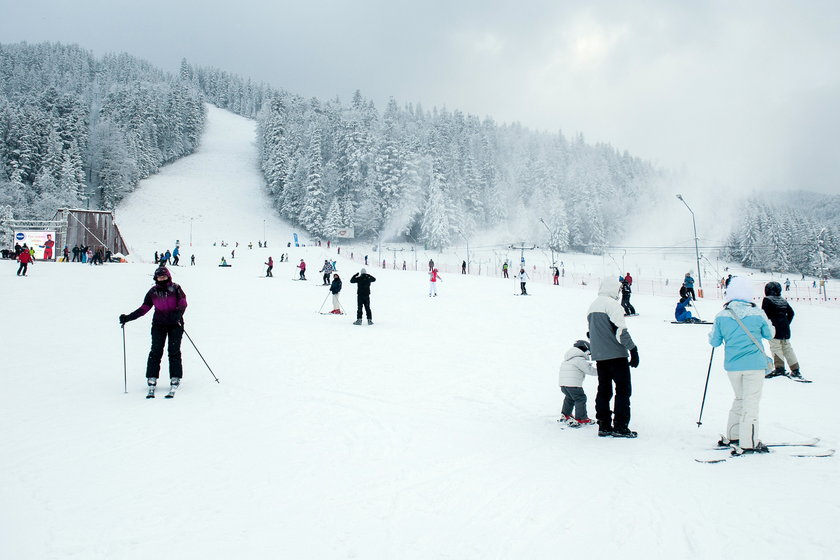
[
  {"x1": 119, "y1": 267, "x2": 188, "y2": 397},
  {"x1": 16, "y1": 246, "x2": 33, "y2": 276},
  {"x1": 624, "y1": 272, "x2": 633, "y2": 286},
  {"x1": 429, "y1": 267, "x2": 442, "y2": 297},
  {"x1": 297, "y1": 259, "x2": 306, "y2": 280}
]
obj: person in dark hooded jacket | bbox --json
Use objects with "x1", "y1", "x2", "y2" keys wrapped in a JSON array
[
  {"x1": 119, "y1": 267, "x2": 188, "y2": 395},
  {"x1": 761, "y1": 281, "x2": 802, "y2": 379}
]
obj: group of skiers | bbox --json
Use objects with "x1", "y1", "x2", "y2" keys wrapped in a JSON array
[
  {"x1": 154, "y1": 247, "x2": 181, "y2": 266},
  {"x1": 118, "y1": 248, "x2": 806, "y2": 457},
  {"x1": 556, "y1": 272, "x2": 805, "y2": 453}
]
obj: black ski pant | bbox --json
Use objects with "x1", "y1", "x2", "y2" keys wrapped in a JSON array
[
  {"x1": 17, "y1": 262, "x2": 28, "y2": 276},
  {"x1": 595, "y1": 357, "x2": 632, "y2": 430},
  {"x1": 356, "y1": 294, "x2": 372, "y2": 320},
  {"x1": 266, "y1": 265, "x2": 273, "y2": 277},
  {"x1": 146, "y1": 323, "x2": 184, "y2": 380},
  {"x1": 520, "y1": 282, "x2": 527, "y2": 295},
  {"x1": 621, "y1": 294, "x2": 636, "y2": 315},
  {"x1": 323, "y1": 273, "x2": 330, "y2": 285}
]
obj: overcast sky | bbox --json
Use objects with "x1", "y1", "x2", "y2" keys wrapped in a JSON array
[{"x1": 2, "y1": 0, "x2": 838, "y2": 195}]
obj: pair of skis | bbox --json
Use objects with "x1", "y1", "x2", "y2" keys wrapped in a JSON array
[{"x1": 695, "y1": 438, "x2": 833, "y2": 463}]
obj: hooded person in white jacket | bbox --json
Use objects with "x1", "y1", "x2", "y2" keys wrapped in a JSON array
[{"x1": 558, "y1": 340, "x2": 598, "y2": 426}]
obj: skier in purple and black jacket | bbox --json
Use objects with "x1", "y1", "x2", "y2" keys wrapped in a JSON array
[{"x1": 120, "y1": 267, "x2": 188, "y2": 395}]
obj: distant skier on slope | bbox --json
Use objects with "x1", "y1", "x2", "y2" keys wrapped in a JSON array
[
  {"x1": 297, "y1": 259, "x2": 306, "y2": 280},
  {"x1": 518, "y1": 268, "x2": 529, "y2": 295},
  {"x1": 16, "y1": 246, "x2": 33, "y2": 276},
  {"x1": 119, "y1": 267, "x2": 188, "y2": 398},
  {"x1": 620, "y1": 277, "x2": 636, "y2": 316},
  {"x1": 350, "y1": 268, "x2": 376, "y2": 325},
  {"x1": 320, "y1": 259, "x2": 333, "y2": 285},
  {"x1": 683, "y1": 272, "x2": 696, "y2": 300},
  {"x1": 265, "y1": 256, "x2": 274, "y2": 277},
  {"x1": 587, "y1": 276, "x2": 639, "y2": 438},
  {"x1": 429, "y1": 267, "x2": 442, "y2": 297}
]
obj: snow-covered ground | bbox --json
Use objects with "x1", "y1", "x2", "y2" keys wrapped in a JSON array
[{"x1": 2, "y1": 105, "x2": 838, "y2": 559}]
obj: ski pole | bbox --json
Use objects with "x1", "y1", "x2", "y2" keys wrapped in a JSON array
[
  {"x1": 183, "y1": 329, "x2": 220, "y2": 383},
  {"x1": 121, "y1": 324, "x2": 128, "y2": 394},
  {"x1": 696, "y1": 347, "x2": 715, "y2": 427},
  {"x1": 318, "y1": 292, "x2": 330, "y2": 313}
]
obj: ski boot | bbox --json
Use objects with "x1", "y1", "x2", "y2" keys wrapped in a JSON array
[
  {"x1": 165, "y1": 378, "x2": 180, "y2": 399},
  {"x1": 612, "y1": 427, "x2": 638, "y2": 438},
  {"x1": 731, "y1": 442, "x2": 770, "y2": 456},
  {"x1": 716, "y1": 436, "x2": 739, "y2": 448},
  {"x1": 353, "y1": 319, "x2": 362, "y2": 325},
  {"x1": 146, "y1": 378, "x2": 157, "y2": 399},
  {"x1": 765, "y1": 367, "x2": 786, "y2": 379}
]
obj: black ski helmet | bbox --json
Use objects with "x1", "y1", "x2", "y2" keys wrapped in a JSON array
[
  {"x1": 573, "y1": 339, "x2": 590, "y2": 353},
  {"x1": 764, "y1": 281, "x2": 782, "y2": 297}
]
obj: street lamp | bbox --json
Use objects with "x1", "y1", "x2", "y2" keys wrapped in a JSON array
[
  {"x1": 817, "y1": 228, "x2": 828, "y2": 300},
  {"x1": 455, "y1": 229, "x2": 470, "y2": 274},
  {"x1": 676, "y1": 194, "x2": 703, "y2": 292},
  {"x1": 538, "y1": 218, "x2": 556, "y2": 273}
]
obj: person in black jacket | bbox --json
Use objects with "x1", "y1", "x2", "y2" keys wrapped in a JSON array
[
  {"x1": 620, "y1": 278, "x2": 636, "y2": 316},
  {"x1": 329, "y1": 273, "x2": 343, "y2": 314},
  {"x1": 761, "y1": 281, "x2": 802, "y2": 379},
  {"x1": 350, "y1": 268, "x2": 376, "y2": 325}
]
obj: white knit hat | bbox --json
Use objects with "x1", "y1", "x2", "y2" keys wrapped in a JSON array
[{"x1": 725, "y1": 276, "x2": 753, "y2": 303}]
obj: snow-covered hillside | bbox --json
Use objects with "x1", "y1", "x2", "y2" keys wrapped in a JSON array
[{"x1": 1, "y1": 106, "x2": 838, "y2": 560}]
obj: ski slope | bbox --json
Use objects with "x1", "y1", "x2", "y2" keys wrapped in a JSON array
[{"x1": 2, "y1": 105, "x2": 838, "y2": 560}]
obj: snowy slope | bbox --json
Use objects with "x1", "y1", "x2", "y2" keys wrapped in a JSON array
[{"x1": 1, "y1": 105, "x2": 838, "y2": 560}]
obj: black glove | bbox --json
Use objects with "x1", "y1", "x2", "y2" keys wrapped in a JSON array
[
  {"x1": 119, "y1": 314, "x2": 128, "y2": 325},
  {"x1": 629, "y1": 347, "x2": 640, "y2": 368}
]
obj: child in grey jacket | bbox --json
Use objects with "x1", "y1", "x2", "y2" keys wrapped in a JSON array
[{"x1": 558, "y1": 340, "x2": 598, "y2": 426}]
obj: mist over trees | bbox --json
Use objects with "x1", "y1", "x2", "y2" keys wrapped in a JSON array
[
  {"x1": 0, "y1": 42, "x2": 205, "y2": 221},
  {"x1": 187, "y1": 63, "x2": 662, "y2": 252},
  {"x1": 725, "y1": 192, "x2": 840, "y2": 278}
]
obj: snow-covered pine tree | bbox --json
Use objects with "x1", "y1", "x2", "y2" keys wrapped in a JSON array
[{"x1": 298, "y1": 125, "x2": 326, "y2": 236}]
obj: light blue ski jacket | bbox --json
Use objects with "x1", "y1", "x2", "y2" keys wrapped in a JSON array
[{"x1": 709, "y1": 300, "x2": 773, "y2": 372}]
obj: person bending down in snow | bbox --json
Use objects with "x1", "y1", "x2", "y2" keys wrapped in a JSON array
[
  {"x1": 558, "y1": 339, "x2": 597, "y2": 427},
  {"x1": 119, "y1": 267, "x2": 188, "y2": 397},
  {"x1": 674, "y1": 296, "x2": 700, "y2": 323}
]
